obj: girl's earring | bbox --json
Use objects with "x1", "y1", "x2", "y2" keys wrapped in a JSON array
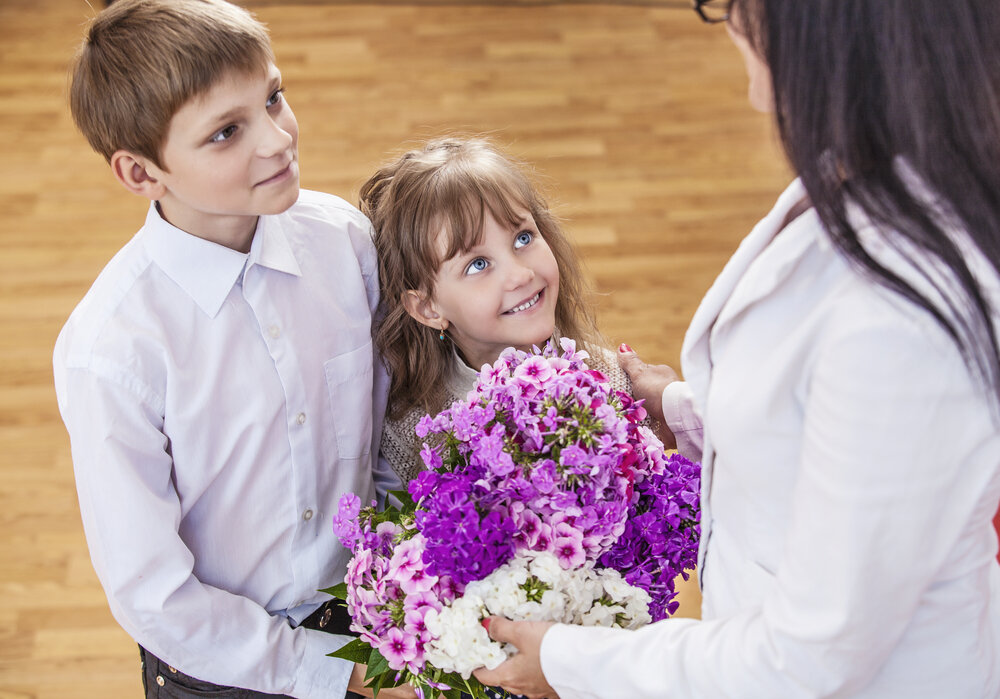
[
  {"x1": 439, "y1": 330, "x2": 445, "y2": 341},
  {"x1": 439, "y1": 322, "x2": 448, "y2": 341}
]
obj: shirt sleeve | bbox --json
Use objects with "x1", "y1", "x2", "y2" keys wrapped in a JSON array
[
  {"x1": 541, "y1": 303, "x2": 996, "y2": 697},
  {"x1": 661, "y1": 380, "x2": 704, "y2": 462},
  {"x1": 56, "y1": 362, "x2": 356, "y2": 698}
]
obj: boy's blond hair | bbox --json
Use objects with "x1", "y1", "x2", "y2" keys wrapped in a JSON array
[{"x1": 70, "y1": 0, "x2": 273, "y2": 168}]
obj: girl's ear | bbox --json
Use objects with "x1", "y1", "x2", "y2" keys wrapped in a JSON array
[
  {"x1": 402, "y1": 290, "x2": 446, "y2": 331},
  {"x1": 110, "y1": 150, "x2": 167, "y2": 201}
]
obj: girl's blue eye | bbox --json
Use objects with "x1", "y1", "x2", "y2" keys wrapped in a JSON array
[
  {"x1": 514, "y1": 231, "x2": 534, "y2": 248},
  {"x1": 465, "y1": 257, "x2": 489, "y2": 276},
  {"x1": 210, "y1": 125, "x2": 238, "y2": 143},
  {"x1": 267, "y1": 88, "x2": 285, "y2": 108}
]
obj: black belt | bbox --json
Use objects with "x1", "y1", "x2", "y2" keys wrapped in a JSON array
[{"x1": 299, "y1": 598, "x2": 356, "y2": 636}]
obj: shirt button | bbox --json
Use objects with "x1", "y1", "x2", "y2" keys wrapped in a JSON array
[
  {"x1": 156, "y1": 676, "x2": 165, "y2": 687},
  {"x1": 168, "y1": 666, "x2": 177, "y2": 674},
  {"x1": 268, "y1": 325, "x2": 281, "y2": 338},
  {"x1": 303, "y1": 509, "x2": 314, "y2": 521},
  {"x1": 296, "y1": 412, "x2": 306, "y2": 425}
]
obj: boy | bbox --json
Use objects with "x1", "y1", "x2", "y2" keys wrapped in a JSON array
[{"x1": 53, "y1": 1, "x2": 406, "y2": 696}]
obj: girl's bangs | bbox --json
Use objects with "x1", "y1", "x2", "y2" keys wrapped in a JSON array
[{"x1": 433, "y1": 171, "x2": 535, "y2": 264}]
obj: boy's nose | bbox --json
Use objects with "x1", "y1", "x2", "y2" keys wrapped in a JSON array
[{"x1": 259, "y1": 118, "x2": 294, "y2": 158}]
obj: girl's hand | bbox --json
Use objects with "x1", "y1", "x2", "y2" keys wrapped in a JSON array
[
  {"x1": 473, "y1": 617, "x2": 561, "y2": 699},
  {"x1": 617, "y1": 344, "x2": 679, "y2": 448}
]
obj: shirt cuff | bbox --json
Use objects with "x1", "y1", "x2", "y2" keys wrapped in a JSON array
[
  {"x1": 288, "y1": 629, "x2": 355, "y2": 699},
  {"x1": 661, "y1": 381, "x2": 704, "y2": 461}
]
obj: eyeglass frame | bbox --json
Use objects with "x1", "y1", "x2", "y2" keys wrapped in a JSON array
[{"x1": 692, "y1": 0, "x2": 731, "y2": 24}]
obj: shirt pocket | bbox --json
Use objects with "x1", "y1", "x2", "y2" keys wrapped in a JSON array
[{"x1": 323, "y1": 342, "x2": 374, "y2": 460}]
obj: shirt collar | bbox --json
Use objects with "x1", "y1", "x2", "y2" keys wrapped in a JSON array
[
  {"x1": 143, "y1": 203, "x2": 301, "y2": 318},
  {"x1": 248, "y1": 209, "x2": 302, "y2": 277}
]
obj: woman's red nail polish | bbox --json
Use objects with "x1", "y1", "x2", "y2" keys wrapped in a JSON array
[
  {"x1": 481, "y1": 617, "x2": 491, "y2": 633},
  {"x1": 619, "y1": 343, "x2": 633, "y2": 353}
]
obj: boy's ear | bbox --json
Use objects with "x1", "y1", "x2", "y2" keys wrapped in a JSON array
[
  {"x1": 110, "y1": 150, "x2": 167, "y2": 201},
  {"x1": 402, "y1": 290, "x2": 446, "y2": 331}
]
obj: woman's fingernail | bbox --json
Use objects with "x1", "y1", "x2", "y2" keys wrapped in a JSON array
[
  {"x1": 619, "y1": 343, "x2": 633, "y2": 353},
  {"x1": 481, "y1": 617, "x2": 491, "y2": 633}
]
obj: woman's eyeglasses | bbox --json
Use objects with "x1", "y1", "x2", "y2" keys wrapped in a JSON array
[{"x1": 693, "y1": 0, "x2": 731, "y2": 24}]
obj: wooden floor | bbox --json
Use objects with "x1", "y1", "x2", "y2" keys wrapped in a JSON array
[{"x1": 0, "y1": 1, "x2": 789, "y2": 696}]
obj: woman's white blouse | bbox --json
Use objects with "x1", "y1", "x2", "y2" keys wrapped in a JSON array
[{"x1": 540, "y1": 179, "x2": 1000, "y2": 697}]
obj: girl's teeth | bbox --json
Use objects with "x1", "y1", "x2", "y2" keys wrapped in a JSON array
[{"x1": 508, "y1": 292, "x2": 540, "y2": 314}]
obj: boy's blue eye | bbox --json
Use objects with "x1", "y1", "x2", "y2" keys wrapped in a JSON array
[
  {"x1": 514, "y1": 230, "x2": 534, "y2": 248},
  {"x1": 210, "y1": 125, "x2": 238, "y2": 143},
  {"x1": 465, "y1": 257, "x2": 489, "y2": 276},
  {"x1": 267, "y1": 88, "x2": 285, "y2": 108}
]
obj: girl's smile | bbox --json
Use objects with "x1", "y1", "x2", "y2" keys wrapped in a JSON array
[{"x1": 503, "y1": 290, "x2": 543, "y2": 315}]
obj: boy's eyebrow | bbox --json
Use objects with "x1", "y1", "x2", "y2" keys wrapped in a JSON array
[
  {"x1": 202, "y1": 76, "x2": 282, "y2": 129},
  {"x1": 206, "y1": 106, "x2": 247, "y2": 127}
]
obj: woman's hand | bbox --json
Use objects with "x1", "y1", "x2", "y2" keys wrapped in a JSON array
[
  {"x1": 348, "y1": 662, "x2": 421, "y2": 698},
  {"x1": 473, "y1": 617, "x2": 560, "y2": 699},
  {"x1": 617, "y1": 344, "x2": 679, "y2": 448}
]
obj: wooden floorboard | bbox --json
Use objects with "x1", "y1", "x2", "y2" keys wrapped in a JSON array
[{"x1": 0, "y1": 1, "x2": 789, "y2": 695}]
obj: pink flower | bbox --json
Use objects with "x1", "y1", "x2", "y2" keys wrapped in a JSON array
[
  {"x1": 378, "y1": 626, "x2": 418, "y2": 671},
  {"x1": 553, "y1": 523, "x2": 586, "y2": 569},
  {"x1": 533, "y1": 522, "x2": 554, "y2": 552},
  {"x1": 515, "y1": 508, "x2": 544, "y2": 548},
  {"x1": 513, "y1": 355, "x2": 554, "y2": 390},
  {"x1": 389, "y1": 536, "x2": 439, "y2": 594}
]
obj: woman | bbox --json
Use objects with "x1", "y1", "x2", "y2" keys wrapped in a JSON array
[{"x1": 474, "y1": 1, "x2": 1000, "y2": 696}]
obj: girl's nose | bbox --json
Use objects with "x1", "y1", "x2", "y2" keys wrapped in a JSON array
[{"x1": 506, "y1": 262, "x2": 535, "y2": 291}]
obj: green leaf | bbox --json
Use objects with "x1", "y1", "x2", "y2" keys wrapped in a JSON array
[
  {"x1": 388, "y1": 487, "x2": 415, "y2": 510},
  {"x1": 437, "y1": 671, "x2": 467, "y2": 688},
  {"x1": 370, "y1": 671, "x2": 385, "y2": 698},
  {"x1": 365, "y1": 648, "x2": 391, "y2": 680},
  {"x1": 318, "y1": 582, "x2": 349, "y2": 600},
  {"x1": 326, "y1": 638, "x2": 372, "y2": 664}
]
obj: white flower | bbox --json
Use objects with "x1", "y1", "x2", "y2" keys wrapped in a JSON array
[
  {"x1": 526, "y1": 551, "x2": 565, "y2": 586},
  {"x1": 580, "y1": 603, "x2": 623, "y2": 627},
  {"x1": 420, "y1": 550, "x2": 653, "y2": 678},
  {"x1": 600, "y1": 571, "x2": 634, "y2": 602}
]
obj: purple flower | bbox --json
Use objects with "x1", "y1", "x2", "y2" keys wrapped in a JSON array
[
  {"x1": 332, "y1": 493, "x2": 362, "y2": 547},
  {"x1": 599, "y1": 451, "x2": 700, "y2": 621}
]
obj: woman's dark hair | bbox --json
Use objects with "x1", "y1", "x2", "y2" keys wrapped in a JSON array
[{"x1": 733, "y1": 0, "x2": 1000, "y2": 410}]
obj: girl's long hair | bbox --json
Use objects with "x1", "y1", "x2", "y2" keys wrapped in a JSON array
[
  {"x1": 361, "y1": 137, "x2": 600, "y2": 420},
  {"x1": 734, "y1": 0, "x2": 1000, "y2": 409}
]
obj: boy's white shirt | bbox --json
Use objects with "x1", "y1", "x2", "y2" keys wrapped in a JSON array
[
  {"x1": 53, "y1": 190, "x2": 401, "y2": 698},
  {"x1": 540, "y1": 178, "x2": 1000, "y2": 697}
]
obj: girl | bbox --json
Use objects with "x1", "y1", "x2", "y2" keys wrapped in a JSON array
[{"x1": 360, "y1": 136, "x2": 649, "y2": 485}]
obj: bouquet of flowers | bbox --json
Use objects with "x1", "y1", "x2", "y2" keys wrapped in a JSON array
[{"x1": 325, "y1": 340, "x2": 700, "y2": 698}]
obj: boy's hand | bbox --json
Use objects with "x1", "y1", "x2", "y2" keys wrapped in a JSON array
[
  {"x1": 348, "y1": 662, "x2": 420, "y2": 698},
  {"x1": 617, "y1": 344, "x2": 679, "y2": 448}
]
